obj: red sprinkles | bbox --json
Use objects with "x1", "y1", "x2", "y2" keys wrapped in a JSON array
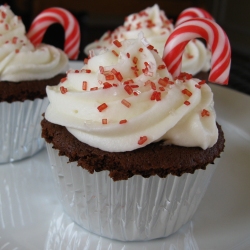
[
  {"x1": 119, "y1": 119, "x2": 127, "y2": 124},
  {"x1": 138, "y1": 136, "x2": 147, "y2": 145},
  {"x1": 182, "y1": 89, "x2": 192, "y2": 97},
  {"x1": 60, "y1": 77, "x2": 67, "y2": 83},
  {"x1": 201, "y1": 109, "x2": 210, "y2": 117},
  {"x1": 121, "y1": 99, "x2": 131, "y2": 108},
  {"x1": 112, "y1": 50, "x2": 119, "y2": 57},
  {"x1": 113, "y1": 40, "x2": 122, "y2": 47},
  {"x1": 60, "y1": 86, "x2": 67, "y2": 94},
  {"x1": 102, "y1": 119, "x2": 108, "y2": 124},
  {"x1": 82, "y1": 81, "x2": 87, "y2": 90},
  {"x1": 124, "y1": 85, "x2": 133, "y2": 95},
  {"x1": 97, "y1": 103, "x2": 108, "y2": 112}
]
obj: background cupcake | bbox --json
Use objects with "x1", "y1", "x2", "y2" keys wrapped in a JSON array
[
  {"x1": 41, "y1": 15, "x2": 230, "y2": 241},
  {"x1": 84, "y1": 4, "x2": 211, "y2": 76},
  {"x1": 0, "y1": 4, "x2": 80, "y2": 163}
]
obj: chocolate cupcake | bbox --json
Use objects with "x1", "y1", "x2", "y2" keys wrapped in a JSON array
[
  {"x1": 0, "y1": 5, "x2": 69, "y2": 163},
  {"x1": 42, "y1": 22, "x2": 230, "y2": 241}
]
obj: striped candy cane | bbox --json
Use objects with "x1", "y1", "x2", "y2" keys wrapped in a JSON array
[
  {"x1": 27, "y1": 7, "x2": 80, "y2": 59},
  {"x1": 176, "y1": 7, "x2": 215, "y2": 26},
  {"x1": 163, "y1": 18, "x2": 231, "y2": 84}
]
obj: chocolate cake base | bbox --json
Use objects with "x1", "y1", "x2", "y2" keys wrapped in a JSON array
[
  {"x1": 41, "y1": 118, "x2": 225, "y2": 181},
  {"x1": 0, "y1": 74, "x2": 65, "y2": 103}
]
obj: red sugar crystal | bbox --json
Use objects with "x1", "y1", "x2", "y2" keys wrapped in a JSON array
[
  {"x1": 150, "y1": 81, "x2": 156, "y2": 90},
  {"x1": 124, "y1": 79, "x2": 134, "y2": 85},
  {"x1": 113, "y1": 40, "x2": 122, "y2": 47},
  {"x1": 105, "y1": 74, "x2": 115, "y2": 81},
  {"x1": 112, "y1": 50, "x2": 119, "y2": 57},
  {"x1": 12, "y1": 37, "x2": 18, "y2": 44},
  {"x1": 198, "y1": 80, "x2": 206, "y2": 85},
  {"x1": 97, "y1": 103, "x2": 108, "y2": 112},
  {"x1": 138, "y1": 136, "x2": 147, "y2": 145},
  {"x1": 182, "y1": 89, "x2": 192, "y2": 97},
  {"x1": 111, "y1": 68, "x2": 117, "y2": 74},
  {"x1": 133, "y1": 57, "x2": 138, "y2": 64},
  {"x1": 121, "y1": 99, "x2": 131, "y2": 108},
  {"x1": 151, "y1": 91, "x2": 161, "y2": 101},
  {"x1": 158, "y1": 77, "x2": 169, "y2": 87},
  {"x1": 157, "y1": 65, "x2": 166, "y2": 70},
  {"x1": 124, "y1": 85, "x2": 133, "y2": 95},
  {"x1": 60, "y1": 77, "x2": 67, "y2": 83},
  {"x1": 119, "y1": 119, "x2": 127, "y2": 124},
  {"x1": 201, "y1": 109, "x2": 210, "y2": 117},
  {"x1": 147, "y1": 45, "x2": 154, "y2": 50},
  {"x1": 99, "y1": 66, "x2": 104, "y2": 74},
  {"x1": 103, "y1": 82, "x2": 113, "y2": 89},
  {"x1": 115, "y1": 72, "x2": 123, "y2": 82},
  {"x1": 82, "y1": 81, "x2": 87, "y2": 90},
  {"x1": 1, "y1": 11, "x2": 6, "y2": 19},
  {"x1": 60, "y1": 86, "x2": 67, "y2": 94}
]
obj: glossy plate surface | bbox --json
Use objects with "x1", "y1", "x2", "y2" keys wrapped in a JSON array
[{"x1": 0, "y1": 62, "x2": 250, "y2": 249}]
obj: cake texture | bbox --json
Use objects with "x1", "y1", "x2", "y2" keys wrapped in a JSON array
[
  {"x1": 42, "y1": 118, "x2": 224, "y2": 181},
  {"x1": 0, "y1": 4, "x2": 71, "y2": 163},
  {"x1": 0, "y1": 74, "x2": 65, "y2": 103}
]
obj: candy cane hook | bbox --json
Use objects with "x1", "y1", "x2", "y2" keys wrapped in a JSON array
[
  {"x1": 27, "y1": 7, "x2": 80, "y2": 59},
  {"x1": 176, "y1": 7, "x2": 215, "y2": 26},
  {"x1": 163, "y1": 18, "x2": 231, "y2": 84}
]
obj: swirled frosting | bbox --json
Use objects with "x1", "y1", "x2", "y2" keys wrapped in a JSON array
[
  {"x1": 84, "y1": 4, "x2": 211, "y2": 75},
  {"x1": 0, "y1": 5, "x2": 68, "y2": 82},
  {"x1": 46, "y1": 34, "x2": 218, "y2": 152}
]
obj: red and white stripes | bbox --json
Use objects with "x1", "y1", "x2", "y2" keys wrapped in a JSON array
[
  {"x1": 27, "y1": 7, "x2": 80, "y2": 59},
  {"x1": 175, "y1": 7, "x2": 215, "y2": 26},
  {"x1": 163, "y1": 18, "x2": 231, "y2": 84}
]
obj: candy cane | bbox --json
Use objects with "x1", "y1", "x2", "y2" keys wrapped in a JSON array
[
  {"x1": 175, "y1": 7, "x2": 215, "y2": 26},
  {"x1": 163, "y1": 18, "x2": 231, "y2": 84},
  {"x1": 27, "y1": 7, "x2": 80, "y2": 59}
]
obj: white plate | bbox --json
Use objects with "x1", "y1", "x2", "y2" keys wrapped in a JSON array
[{"x1": 0, "y1": 73, "x2": 250, "y2": 249}]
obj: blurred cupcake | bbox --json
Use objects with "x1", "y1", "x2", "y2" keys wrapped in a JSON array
[
  {"x1": 0, "y1": 5, "x2": 80, "y2": 163},
  {"x1": 84, "y1": 4, "x2": 211, "y2": 76},
  {"x1": 41, "y1": 29, "x2": 227, "y2": 241}
]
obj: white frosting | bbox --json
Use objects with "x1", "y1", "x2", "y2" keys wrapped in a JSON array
[
  {"x1": 0, "y1": 5, "x2": 68, "y2": 82},
  {"x1": 45, "y1": 34, "x2": 218, "y2": 152},
  {"x1": 84, "y1": 4, "x2": 211, "y2": 75}
]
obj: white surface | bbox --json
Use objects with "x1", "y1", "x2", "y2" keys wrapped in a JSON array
[{"x1": 0, "y1": 71, "x2": 250, "y2": 249}]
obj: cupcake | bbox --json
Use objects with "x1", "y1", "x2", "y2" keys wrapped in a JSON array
[
  {"x1": 84, "y1": 4, "x2": 211, "y2": 76},
  {"x1": 42, "y1": 18, "x2": 230, "y2": 241},
  {"x1": 0, "y1": 5, "x2": 79, "y2": 163}
]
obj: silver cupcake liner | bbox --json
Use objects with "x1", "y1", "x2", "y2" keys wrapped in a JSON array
[
  {"x1": 46, "y1": 143, "x2": 218, "y2": 241},
  {"x1": 0, "y1": 98, "x2": 48, "y2": 163}
]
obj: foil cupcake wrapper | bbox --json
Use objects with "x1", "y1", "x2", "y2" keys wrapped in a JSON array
[
  {"x1": 0, "y1": 98, "x2": 48, "y2": 163},
  {"x1": 46, "y1": 143, "x2": 218, "y2": 241}
]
